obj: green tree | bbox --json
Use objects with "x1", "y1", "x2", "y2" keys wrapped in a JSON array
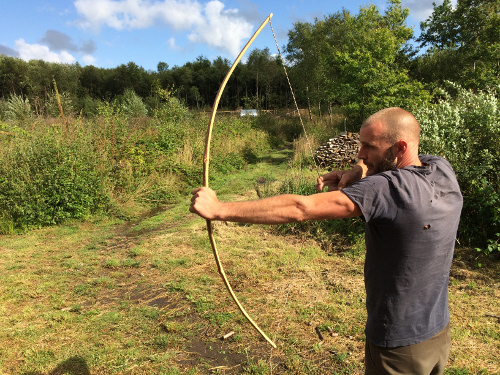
[
  {"x1": 287, "y1": 0, "x2": 430, "y2": 126},
  {"x1": 285, "y1": 19, "x2": 328, "y2": 118},
  {"x1": 0, "y1": 56, "x2": 29, "y2": 98},
  {"x1": 157, "y1": 61, "x2": 169, "y2": 73},
  {"x1": 79, "y1": 65, "x2": 105, "y2": 99},
  {"x1": 170, "y1": 63, "x2": 193, "y2": 104},
  {"x1": 21, "y1": 60, "x2": 79, "y2": 116},
  {"x1": 190, "y1": 56, "x2": 212, "y2": 108},
  {"x1": 210, "y1": 57, "x2": 231, "y2": 108},
  {"x1": 246, "y1": 48, "x2": 281, "y2": 110},
  {"x1": 105, "y1": 62, "x2": 151, "y2": 99},
  {"x1": 417, "y1": 0, "x2": 459, "y2": 49},
  {"x1": 416, "y1": 0, "x2": 500, "y2": 89}
]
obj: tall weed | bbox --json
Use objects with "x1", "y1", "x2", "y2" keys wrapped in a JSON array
[{"x1": 292, "y1": 134, "x2": 320, "y2": 168}]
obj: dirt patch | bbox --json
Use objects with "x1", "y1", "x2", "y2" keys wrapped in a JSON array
[
  {"x1": 175, "y1": 322, "x2": 284, "y2": 374},
  {"x1": 84, "y1": 279, "x2": 278, "y2": 373},
  {"x1": 178, "y1": 338, "x2": 253, "y2": 373},
  {"x1": 116, "y1": 205, "x2": 173, "y2": 236},
  {"x1": 84, "y1": 282, "x2": 178, "y2": 309}
]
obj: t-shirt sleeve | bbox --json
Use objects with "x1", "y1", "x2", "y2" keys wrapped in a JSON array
[{"x1": 342, "y1": 175, "x2": 398, "y2": 223}]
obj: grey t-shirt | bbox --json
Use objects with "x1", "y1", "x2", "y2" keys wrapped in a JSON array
[{"x1": 342, "y1": 155, "x2": 463, "y2": 347}]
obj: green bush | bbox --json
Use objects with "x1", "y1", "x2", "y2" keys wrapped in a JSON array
[
  {"x1": 0, "y1": 98, "x2": 8, "y2": 121},
  {"x1": 0, "y1": 130, "x2": 110, "y2": 233},
  {"x1": 0, "y1": 92, "x2": 287, "y2": 233},
  {"x1": 210, "y1": 115, "x2": 272, "y2": 171},
  {"x1": 115, "y1": 89, "x2": 148, "y2": 118},
  {"x1": 93, "y1": 101, "x2": 185, "y2": 202},
  {"x1": 78, "y1": 95, "x2": 102, "y2": 117},
  {"x1": 153, "y1": 86, "x2": 189, "y2": 126},
  {"x1": 415, "y1": 83, "x2": 500, "y2": 253},
  {"x1": 5, "y1": 95, "x2": 33, "y2": 123},
  {"x1": 251, "y1": 112, "x2": 303, "y2": 146}
]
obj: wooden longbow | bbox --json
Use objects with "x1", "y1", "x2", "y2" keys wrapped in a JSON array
[{"x1": 202, "y1": 13, "x2": 277, "y2": 348}]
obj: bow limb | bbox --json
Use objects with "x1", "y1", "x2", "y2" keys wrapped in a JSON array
[{"x1": 202, "y1": 13, "x2": 277, "y2": 349}]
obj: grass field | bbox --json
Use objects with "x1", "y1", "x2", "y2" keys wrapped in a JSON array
[{"x1": 0, "y1": 159, "x2": 499, "y2": 374}]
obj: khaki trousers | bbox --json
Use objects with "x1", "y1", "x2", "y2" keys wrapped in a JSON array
[{"x1": 365, "y1": 324, "x2": 451, "y2": 375}]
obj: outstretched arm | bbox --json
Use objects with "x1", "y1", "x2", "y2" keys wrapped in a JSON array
[{"x1": 190, "y1": 187, "x2": 361, "y2": 224}]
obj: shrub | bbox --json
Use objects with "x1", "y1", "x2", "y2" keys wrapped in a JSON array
[
  {"x1": 0, "y1": 98, "x2": 8, "y2": 120},
  {"x1": 79, "y1": 95, "x2": 102, "y2": 117},
  {"x1": 415, "y1": 83, "x2": 500, "y2": 253},
  {"x1": 92, "y1": 101, "x2": 185, "y2": 203},
  {"x1": 0, "y1": 129, "x2": 110, "y2": 233},
  {"x1": 251, "y1": 112, "x2": 303, "y2": 146},
  {"x1": 118, "y1": 89, "x2": 148, "y2": 118},
  {"x1": 153, "y1": 86, "x2": 189, "y2": 125},
  {"x1": 5, "y1": 95, "x2": 33, "y2": 123},
  {"x1": 0, "y1": 93, "x2": 281, "y2": 233}
]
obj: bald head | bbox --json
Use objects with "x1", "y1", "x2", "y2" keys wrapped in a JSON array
[{"x1": 362, "y1": 107, "x2": 421, "y2": 145}]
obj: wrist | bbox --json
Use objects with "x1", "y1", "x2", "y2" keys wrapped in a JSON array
[{"x1": 354, "y1": 161, "x2": 367, "y2": 178}]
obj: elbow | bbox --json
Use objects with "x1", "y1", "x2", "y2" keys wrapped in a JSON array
[
  {"x1": 290, "y1": 214, "x2": 306, "y2": 223},
  {"x1": 292, "y1": 192, "x2": 360, "y2": 221},
  {"x1": 293, "y1": 201, "x2": 311, "y2": 222}
]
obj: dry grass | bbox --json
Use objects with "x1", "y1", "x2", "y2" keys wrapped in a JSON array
[
  {"x1": 292, "y1": 134, "x2": 320, "y2": 166},
  {"x1": 176, "y1": 143, "x2": 196, "y2": 166},
  {"x1": 447, "y1": 249, "x2": 500, "y2": 373}
]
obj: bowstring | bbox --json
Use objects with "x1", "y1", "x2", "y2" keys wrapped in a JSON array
[
  {"x1": 267, "y1": 18, "x2": 323, "y2": 373},
  {"x1": 269, "y1": 19, "x2": 320, "y2": 178}
]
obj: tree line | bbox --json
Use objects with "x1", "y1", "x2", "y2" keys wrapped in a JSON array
[
  {"x1": 0, "y1": 0, "x2": 498, "y2": 123},
  {"x1": 0, "y1": 49, "x2": 292, "y2": 119}
]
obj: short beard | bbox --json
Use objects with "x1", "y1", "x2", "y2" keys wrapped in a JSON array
[{"x1": 373, "y1": 147, "x2": 397, "y2": 174}]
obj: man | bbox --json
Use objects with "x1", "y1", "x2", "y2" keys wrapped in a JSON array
[{"x1": 190, "y1": 107, "x2": 463, "y2": 374}]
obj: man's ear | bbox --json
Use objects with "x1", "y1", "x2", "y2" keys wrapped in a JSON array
[{"x1": 395, "y1": 140, "x2": 407, "y2": 158}]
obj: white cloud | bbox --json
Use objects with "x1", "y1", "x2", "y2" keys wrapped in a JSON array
[
  {"x1": 402, "y1": 0, "x2": 458, "y2": 22},
  {"x1": 82, "y1": 54, "x2": 97, "y2": 65},
  {"x1": 152, "y1": 0, "x2": 205, "y2": 30},
  {"x1": 168, "y1": 37, "x2": 184, "y2": 52},
  {"x1": 188, "y1": 1, "x2": 254, "y2": 56},
  {"x1": 74, "y1": 0, "x2": 204, "y2": 31},
  {"x1": 74, "y1": 0, "x2": 255, "y2": 57},
  {"x1": 15, "y1": 39, "x2": 76, "y2": 64}
]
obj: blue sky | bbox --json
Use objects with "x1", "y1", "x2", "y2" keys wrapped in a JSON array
[{"x1": 0, "y1": 0, "x2": 451, "y2": 71}]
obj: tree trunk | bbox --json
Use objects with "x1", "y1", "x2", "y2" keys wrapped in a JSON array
[
  {"x1": 256, "y1": 72, "x2": 259, "y2": 110},
  {"x1": 306, "y1": 85, "x2": 313, "y2": 121}
]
